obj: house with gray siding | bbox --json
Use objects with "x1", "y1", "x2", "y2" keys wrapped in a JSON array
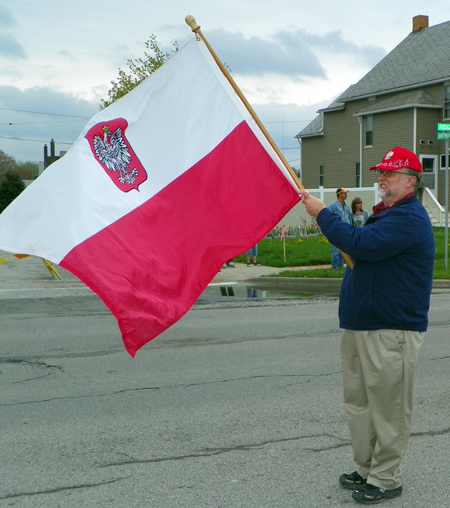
[{"x1": 295, "y1": 15, "x2": 450, "y2": 219}]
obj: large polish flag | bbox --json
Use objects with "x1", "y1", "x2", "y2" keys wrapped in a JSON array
[{"x1": 0, "y1": 38, "x2": 300, "y2": 356}]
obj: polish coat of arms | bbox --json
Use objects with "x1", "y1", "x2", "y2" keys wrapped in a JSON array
[{"x1": 85, "y1": 118, "x2": 147, "y2": 192}]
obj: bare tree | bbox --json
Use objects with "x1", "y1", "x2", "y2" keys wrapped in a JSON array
[{"x1": 0, "y1": 150, "x2": 17, "y2": 177}]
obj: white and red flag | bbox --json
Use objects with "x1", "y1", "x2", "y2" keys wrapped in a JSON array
[{"x1": 0, "y1": 38, "x2": 300, "y2": 356}]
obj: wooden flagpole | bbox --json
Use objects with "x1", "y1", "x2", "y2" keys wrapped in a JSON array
[
  {"x1": 185, "y1": 15, "x2": 304, "y2": 192},
  {"x1": 185, "y1": 16, "x2": 354, "y2": 270}
]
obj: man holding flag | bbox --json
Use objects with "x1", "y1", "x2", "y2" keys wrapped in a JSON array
[{"x1": 300, "y1": 147, "x2": 434, "y2": 504}]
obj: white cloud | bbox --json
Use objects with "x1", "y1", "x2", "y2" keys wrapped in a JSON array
[
  {"x1": 0, "y1": 4, "x2": 17, "y2": 29},
  {"x1": 2, "y1": 0, "x2": 450, "y2": 165},
  {"x1": 0, "y1": 34, "x2": 26, "y2": 59},
  {"x1": 0, "y1": 86, "x2": 98, "y2": 162},
  {"x1": 207, "y1": 28, "x2": 326, "y2": 78},
  {"x1": 57, "y1": 50, "x2": 78, "y2": 63}
]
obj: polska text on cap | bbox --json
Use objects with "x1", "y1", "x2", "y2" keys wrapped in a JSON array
[{"x1": 369, "y1": 147, "x2": 422, "y2": 172}]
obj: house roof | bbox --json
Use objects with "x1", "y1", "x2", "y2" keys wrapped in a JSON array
[
  {"x1": 353, "y1": 89, "x2": 442, "y2": 116},
  {"x1": 296, "y1": 18, "x2": 450, "y2": 138},
  {"x1": 295, "y1": 92, "x2": 347, "y2": 138},
  {"x1": 296, "y1": 114, "x2": 323, "y2": 138},
  {"x1": 339, "y1": 19, "x2": 450, "y2": 101}
]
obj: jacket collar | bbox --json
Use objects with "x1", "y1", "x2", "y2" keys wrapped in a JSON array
[{"x1": 372, "y1": 192, "x2": 415, "y2": 216}]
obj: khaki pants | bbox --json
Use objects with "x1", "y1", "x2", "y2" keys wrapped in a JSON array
[{"x1": 341, "y1": 329, "x2": 424, "y2": 490}]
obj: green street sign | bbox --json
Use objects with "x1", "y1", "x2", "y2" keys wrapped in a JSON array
[
  {"x1": 437, "y1": 132, "x2": 450, "y2": 140},
  {"x1": 437, "y1": 123, "x2": 450, "y2": 131}
]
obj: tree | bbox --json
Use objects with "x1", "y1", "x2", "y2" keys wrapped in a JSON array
[
  {"x1": 0, "y1": 150, "x2": 17, "y2": 178},
  {"x1": 0, "y1": 171, "x2": 26, "y2": 213},
  {"x1": 101, "y1": 35, "x2": 178, "y2": 108},
  {"x1": 292, "y1": 167, "x2": 300, "y2": 178},
  {"x1": 16, "y1": 161, "x2": 39, "y2": 180},
  {"x1": 16, "y1": 166, "x2": 34, "y2": 180}
]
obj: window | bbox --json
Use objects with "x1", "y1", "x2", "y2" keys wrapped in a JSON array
[
  {"x1": 319, "y1": 164, "x2": 324, "y2": 186},
  {"x1": 365, "y1": 116, "x2": 373, "y2": 146},
  {"x1": 422, "y1": 157, "x2": 435, "y2": 188},
  {"x1": 444, "y1": 84, "x2": 450, "y2": 119},
  {"x1": 368, "y1": 97, "x2": 376, "y2": 107},
  {"x1": 441, "y1": 154, "x2": 450, "y2": 169},
  {"x1": 355, "y1": 162, "x2": 361, "y2": 187}
]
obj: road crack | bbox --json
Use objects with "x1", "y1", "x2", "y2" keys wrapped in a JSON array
[
  {"x1": 0, "y1": 372, "x2": 341, "y2": 407},
  {"x1": 99, "y1": 433, "x2": 350, "y2": 468},
  {"x1": 0, "y1": 477, "x2": 128, "y2": 500}
]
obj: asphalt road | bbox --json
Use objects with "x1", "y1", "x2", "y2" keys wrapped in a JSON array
[{"x1": 1, "y1": 255, "x2": 450, "y2": 507}]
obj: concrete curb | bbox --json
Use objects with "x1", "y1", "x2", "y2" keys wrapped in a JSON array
[
  {"x1": 245, "y1": 277, "x2": 342, "y2": 295},
  {"x1": 432, "y1": 279, "x2": 450, "y2": 288},
  {"x1": 245, "y1": 276, "x2": 450, "y2": 294}
]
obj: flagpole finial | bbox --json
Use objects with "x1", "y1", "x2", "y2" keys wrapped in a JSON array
[
  {"x1": 185, "y1": 15, "x2": 201, "y2": 33},
  {"x1": 185, "y1": 13, "x2": 304, "y2": 192}
]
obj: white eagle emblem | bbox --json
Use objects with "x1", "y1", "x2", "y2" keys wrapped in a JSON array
[{"x1": 93, "y1": 125, "x2": 139, "y2": 185}]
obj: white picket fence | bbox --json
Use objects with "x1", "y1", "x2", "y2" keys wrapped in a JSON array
[
  {"x1": 277, "y1": 185, "x2": 445, "y2": 228},
  {"x1": 276, "y1": 184, "x2": 379, "y2": 228}
]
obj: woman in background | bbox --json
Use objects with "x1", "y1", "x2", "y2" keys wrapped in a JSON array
[{"x1": 351, "y1": 197, "x2": 369, "y2": 228}]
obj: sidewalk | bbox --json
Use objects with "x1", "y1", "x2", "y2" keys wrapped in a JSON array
[
  {"x1": 0, "y1": 253, "x2": 335, "y2": 299},
  {"x1": 208, "y1": 262, "x2": 342, "y2": 297},
  {"x1": 0, "y1": 251, "x2": 92, "y2": 300},
  {"x1": 210, "y1": 261, "x2": 450, "y2": 295},
  {"x1": 2, "y1": 253, "x2": 449, "y2": 300},
  {"x1": 210, "y1": 261, "x2": 332, "y2": 284}
]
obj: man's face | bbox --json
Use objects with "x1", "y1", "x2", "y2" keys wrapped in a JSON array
[
  {"x1": 377, "y1": 169, "x2": 415, "y2": 204},
  {"x1": 338, "y1": 191, "x2": 348, "y2": 201}
]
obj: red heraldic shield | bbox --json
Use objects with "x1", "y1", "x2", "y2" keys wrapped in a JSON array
[{"x1": 85, "y1": 118, "x2": 147, "y2": 192}]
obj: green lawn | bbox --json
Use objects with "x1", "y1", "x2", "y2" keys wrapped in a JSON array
[{"x1": 235, "y1": 227, "x2": 450, "y2": 279}]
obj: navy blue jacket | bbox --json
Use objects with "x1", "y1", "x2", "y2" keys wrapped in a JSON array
[{"x1": 317, "y1": 195, "x2": 435, "y2": 332}]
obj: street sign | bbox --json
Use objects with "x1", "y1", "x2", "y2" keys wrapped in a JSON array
[
  {"x1": 437, "y1": 123, "x2": 450, "y2": 131},
  {"x1": 437, "y1": 132, "x2": 450, "y2": 140}
]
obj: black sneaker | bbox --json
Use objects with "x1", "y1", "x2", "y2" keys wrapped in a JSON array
[
  {"x1": 339, "y1": 471, "x2": 367, "y2": 490},
  {"x1": 352, "y1": 483, "x2": 402, "y2": 504}
]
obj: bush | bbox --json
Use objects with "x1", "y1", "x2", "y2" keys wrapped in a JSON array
[{"x1": 0, "y1": 171, "x2": 26, "y2": 213}]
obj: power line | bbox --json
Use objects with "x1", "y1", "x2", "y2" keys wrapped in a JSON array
[
  {"x1": 263, "y1": 120, "x2": 310, "y2": 124},
  {"x1": 0, "y1": 135, "x2": 73, "y2": 145},
  {"x1": 0, "y1": 107, "x2": 91, "y2": 119},
  {"x1": 0, "y1": 120, "x2": 86, "y2": 126}
]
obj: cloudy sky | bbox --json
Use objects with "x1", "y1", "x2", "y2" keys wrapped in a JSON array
[{"x1": 1, "y1": 0, "x2": 450, "y2": 169}]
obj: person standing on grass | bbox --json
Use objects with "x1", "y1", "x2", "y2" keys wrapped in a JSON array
[
  {"x1": 299, "y1": 147, "x2": 434, "y2": 505},
  {"x1": 328, "y1": 187, "x2": 352, "y2": 268},
  {"x1": 246, "y1": 244, "x2": 260, "y2": 266}
]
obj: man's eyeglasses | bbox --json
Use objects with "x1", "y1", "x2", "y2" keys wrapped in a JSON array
[{"x1": 374, "y1": 169, "x2": 411, "y2": 177}]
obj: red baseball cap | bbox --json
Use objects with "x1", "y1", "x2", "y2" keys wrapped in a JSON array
[
  {"x1": 336, "y1": 187, "x2": 349, "y2": 195},
  {"x1": 369, "y1": 147, "x2": 422, "y2": 172}
]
